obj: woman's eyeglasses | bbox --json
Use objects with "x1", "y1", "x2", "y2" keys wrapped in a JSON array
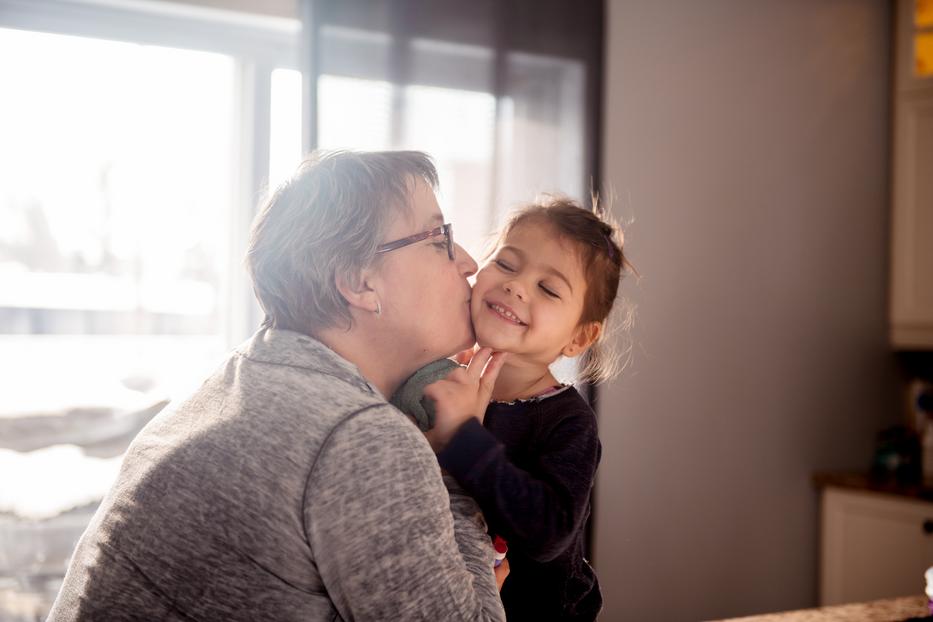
[{"x1": 376, "y1": 223, "x2": 454, "y2": 261}]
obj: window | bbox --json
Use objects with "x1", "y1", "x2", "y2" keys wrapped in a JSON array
[
  {"x1": 314, "y1": 27, "x2": 586, "y2": 259},
  {"x1": 318, "y1": 75, "x2": 394, "y2": 150},
  {"x1": 0, "y1": 22, "x2": 237, "y2": 507},
  {"x1": 403, "y1": 84, "x2": 497, "y2": 257},
  {"x1": 312, "y1": 27, "x2": 587, "y2": 383},
  {"x1": 0, "y1": 3, "x2": 301, "y2": 618},
  {"x1": 269, "y1": 67, "x2": 303, "y2": 188}
]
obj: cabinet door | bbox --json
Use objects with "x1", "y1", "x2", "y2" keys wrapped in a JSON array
[
  {"x1": 891, "y1": 91, "x2": 933, "y2": 348},
  {"x1": 820, "y1": 488, "x2": 933, "y2": 605},
  {"x1": 891, "y1": 0, "x2": 933, "y2": 348}
]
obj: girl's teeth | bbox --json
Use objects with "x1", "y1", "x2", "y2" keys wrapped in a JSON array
[{"x1": 492, "y1": 304, "x2": 522, "y2": 324}]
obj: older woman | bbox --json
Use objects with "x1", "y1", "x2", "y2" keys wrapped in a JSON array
[{"x1": 48, "y1": 151, "x2": 506, "y2": 621}]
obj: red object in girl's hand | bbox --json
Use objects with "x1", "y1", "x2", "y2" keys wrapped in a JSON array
[{"x1": 493, "y1": 535, "x2": 508, "y2": 567}]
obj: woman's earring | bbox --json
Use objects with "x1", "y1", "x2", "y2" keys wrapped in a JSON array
[{"x1": 374, "y1": 300, "x2": 382, "y2": 316}]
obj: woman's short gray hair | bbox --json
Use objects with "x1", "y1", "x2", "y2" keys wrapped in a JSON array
[{"x1": 246, "y1": 150, "x2": 439, "y2": 334}]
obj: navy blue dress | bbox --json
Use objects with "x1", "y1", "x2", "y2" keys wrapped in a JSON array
[{"x1": 438, "y1": 385, "x2": 602, "y2": 621}]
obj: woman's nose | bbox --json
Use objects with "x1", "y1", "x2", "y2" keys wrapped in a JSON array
[{"x1": 454, "y1": 243, "x2": 478, "y2": 277}]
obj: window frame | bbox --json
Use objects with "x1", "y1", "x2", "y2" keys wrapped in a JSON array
[{"x1": 0, "y1": 0, "x2": 302, "y2": 346}]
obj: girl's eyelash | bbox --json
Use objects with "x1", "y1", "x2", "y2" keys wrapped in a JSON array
[{"x1": 494, "y1": 258, "x2": 559, "y2": 298}]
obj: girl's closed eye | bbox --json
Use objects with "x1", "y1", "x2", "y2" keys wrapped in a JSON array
[
  {"x1": 495, "y1": 259, "x2": 515, "y2": 272},
  {"x1": 539, "y1": 283, "x2": 560, "y2": 299}
]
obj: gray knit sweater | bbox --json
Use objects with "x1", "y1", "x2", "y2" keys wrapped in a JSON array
[{"x1": 47, "y1": 328, "x2": 505, "y2": 621}]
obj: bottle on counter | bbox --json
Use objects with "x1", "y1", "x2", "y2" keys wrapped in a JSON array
[
  {"x1": 925, "y1": 422, "x2": 933, "y2": 483},
  {"x1": 920, "y1": 387, "x2": 933, "y2": 482}
]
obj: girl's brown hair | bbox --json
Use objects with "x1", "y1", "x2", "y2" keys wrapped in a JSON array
[{"x1": 495, "y1": 194, "x2": 633, "y2": 383}]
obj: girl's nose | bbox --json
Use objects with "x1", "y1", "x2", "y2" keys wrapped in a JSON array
[{"x1": 504, "y1": 281, "x2": 526, "y2": 301}]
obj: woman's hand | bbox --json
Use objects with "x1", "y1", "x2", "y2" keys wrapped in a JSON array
[{"x1": 423, "y1": 348, "x2": 506, "y2": 452}]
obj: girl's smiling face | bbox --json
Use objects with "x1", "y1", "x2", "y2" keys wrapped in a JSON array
[{"x1": 470, "y1": 220, "x2": 594, "y2": 366}]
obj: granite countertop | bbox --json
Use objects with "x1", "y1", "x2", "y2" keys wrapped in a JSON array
[
  {"x1": 813, "y1": 472, "x2": 933, "y2": 503},
  {"x1": 708, "y1": 595, "x2": 930, "y2": 622}
]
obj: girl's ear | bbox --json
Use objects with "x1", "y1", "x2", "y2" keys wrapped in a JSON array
[
  {"x1": 562, "y1": 321, "x2": 602, "y2": 358},
  {"x1": 335, "y1": 266, "x2": 381, "y2": 315}
]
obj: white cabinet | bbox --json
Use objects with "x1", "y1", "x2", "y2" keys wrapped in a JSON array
[
  {"x1": 820, "y1": 487, "x2": 933, "y2": 606},
  {"x1": 890, "y1": 90, "x2": 933, "y2": 347},
  {"x1": 890, "y1": 0, "x2": 933, "y2": 348}
]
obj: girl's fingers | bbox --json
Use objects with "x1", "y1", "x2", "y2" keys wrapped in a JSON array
[
  {"x1": 446, "y1": 367, "x2": 468, "y2": 383},
  {"x1": 465, "y1": 347, "x2": 493, "y2": 380},
  {"x1": 478, "y1": 352, "x2": 507, "y2": 403},
  {"x1": 454, "y1": 347, "x2": 476, "y2": 366},
  {"x1": 494, "y1": 558, "x2": 510, "y2": 591}
]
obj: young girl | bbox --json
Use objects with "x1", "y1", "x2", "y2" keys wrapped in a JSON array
[{"x1": 422, "y1": 196, "x2": 629, "y2": 621}]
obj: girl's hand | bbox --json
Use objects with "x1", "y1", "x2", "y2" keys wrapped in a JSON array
[
  {"x1": 454, "y1": 344, "x2": 480, "y2": 366},
  {"x1": 494, "y1": 558, "x2": 509, "y2": 591},
  {"x1": 423, "y1": 348, "x2": 507, "y2": 452}
]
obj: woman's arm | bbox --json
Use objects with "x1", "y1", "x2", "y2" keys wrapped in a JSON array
[{"x1": 304, "y1": 405, "x2": 505, "y2": 621}]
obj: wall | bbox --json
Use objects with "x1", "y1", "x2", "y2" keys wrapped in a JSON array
[{"x1": 595, "y1": 1, "x2": 898, "y2": 619}]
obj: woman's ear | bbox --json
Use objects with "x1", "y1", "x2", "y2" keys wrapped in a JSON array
[
  {"x1": 561, "y1": 321, "x2": 602, "y2": 358},
  {"x1": 335, "y1": 267, "x2": 380, "y2": 315}
]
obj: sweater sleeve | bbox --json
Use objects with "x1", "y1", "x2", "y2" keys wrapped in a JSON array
[
  {"x1": 437, "y1": 405, "x2": 600, "y2": 563},
  {"x1": 304, "y1": 405, "x2": 505, "y2": 621}
]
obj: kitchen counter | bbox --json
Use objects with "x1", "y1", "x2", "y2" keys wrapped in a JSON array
[
  {"x1": 813, "y1": 472, "x2": 933, "y2": 502},
  {"x1": 708, "y1": 595, "x2": 929, "y2": 622}
]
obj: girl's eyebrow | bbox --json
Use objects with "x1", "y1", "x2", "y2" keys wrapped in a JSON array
[{"x1": 499, "y1": 245, "x2": 574, "y2": 294}]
